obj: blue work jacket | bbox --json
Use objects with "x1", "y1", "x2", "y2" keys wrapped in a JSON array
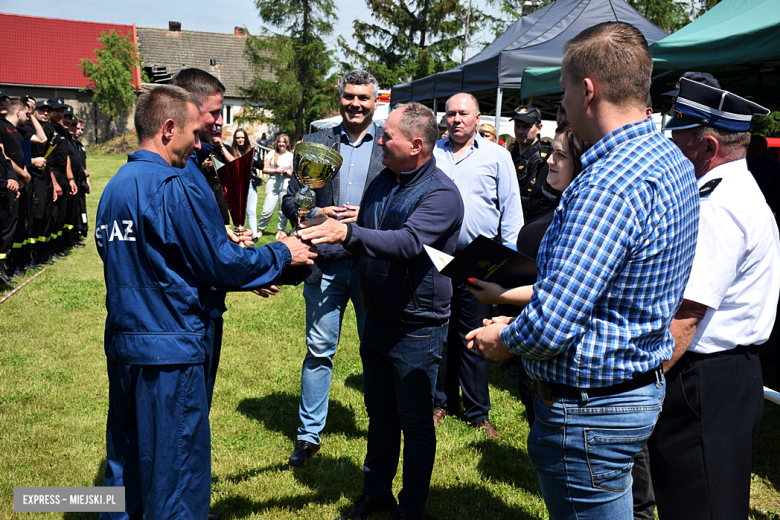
[{"x1": 96, "y1": 149, "x2": 291, "y2": 365}]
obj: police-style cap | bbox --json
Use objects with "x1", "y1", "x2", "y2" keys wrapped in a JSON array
[
  {"x1": 48, "y1": 97, "x2": 67, "y2": 109},
  {"x1": 63, "y1": 105, "x2": 74, "y2": 116},
  {"x1": 438, "y1": 116, "x2": 447, "y2": 128},
  {"x1": 664, "y1": 78, "x2": 770, "y2": 132},
  {"x1": 0, "y1": 89, "x2": 7, "y2": 99},
  {"x1": 663, "y1": 71, "x2": 719, "y2": 97},
  {"x1": 511, "y1": 105, "x2": 541, "y2": 123},
  {"x1": 35, "y1": 99, "x2": 51, "y2": 110}
]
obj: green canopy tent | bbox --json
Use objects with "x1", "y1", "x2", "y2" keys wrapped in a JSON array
[{"x1": 520, "y1": 0, "x2": 780, "y2": 112}]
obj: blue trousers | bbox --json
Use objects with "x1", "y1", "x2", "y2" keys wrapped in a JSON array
[
  {"x1": 360, "y1": 314, "x2": 446, "y2": 519},
  {"x1": 528, "y1": 376, "x2": 665, "y2": 520},
  {"x1": 102, "y1": 319, "x2": 222, "y2": 519},
  {"x1": 298, "y1": 259, "x2": 365, "y2": 444}
]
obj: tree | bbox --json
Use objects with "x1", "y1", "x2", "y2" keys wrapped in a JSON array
[
  {"x1": 242, "y1": 0, "x2": 338, "y2": 139},
  {"x1": 485, "y1": 0, "x2": 553, "y2": 37},
  {"x1": 753, "y1": 112, "x2": 780, "y2": 138},
  {"x1": 338, "y1": 0, "x2": 486, "y2": 87},
  {"x1": 80, "y1": 30, "x2": 143, "y2": 141}
]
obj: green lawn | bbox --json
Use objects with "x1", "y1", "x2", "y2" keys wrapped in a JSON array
[{"x1": 1, "y1": 154, "x2": 779, "y2": 519}]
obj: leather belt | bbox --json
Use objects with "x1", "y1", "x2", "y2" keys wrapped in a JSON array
[{"x1": 535, "y1": 367, "x2": 661, "y2": 401}]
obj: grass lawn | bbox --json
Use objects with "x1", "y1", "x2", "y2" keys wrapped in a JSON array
[{"x1": 1, "y1": 154, "x2": 779, "y2": 519}]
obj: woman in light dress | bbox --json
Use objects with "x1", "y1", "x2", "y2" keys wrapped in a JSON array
[{"x1": 258, "y1": 134, "x2": 293, "y2": 239}]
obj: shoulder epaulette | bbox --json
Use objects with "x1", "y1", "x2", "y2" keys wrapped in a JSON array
[{"x1": 699, "y1": 178, "x2": 722, "y2": 197}]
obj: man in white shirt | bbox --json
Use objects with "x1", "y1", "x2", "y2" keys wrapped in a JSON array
[{"x1": 648, "y1": 77, "x2": 780, "y2": 520}]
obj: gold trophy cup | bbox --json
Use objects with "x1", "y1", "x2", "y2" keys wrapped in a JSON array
[{"x1": 291, "y1": 142, "x2": 343, "y2": 235}]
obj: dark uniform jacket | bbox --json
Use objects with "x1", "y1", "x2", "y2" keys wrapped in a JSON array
[{"x1": 512, "y1": 139, "x2": 561, "y2": 222}]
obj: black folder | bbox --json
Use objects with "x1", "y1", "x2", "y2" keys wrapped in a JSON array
[{"x1": 425, "y1": 234, "x2": 537, "y2": 288}]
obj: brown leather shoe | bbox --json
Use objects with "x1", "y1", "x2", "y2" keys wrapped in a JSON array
[
  {"x1": 473, "y1": 419, "x2": 502, "y2": 440},
  {"x1": 433, "y1": 407, "x2": 447, "y2": 427}
]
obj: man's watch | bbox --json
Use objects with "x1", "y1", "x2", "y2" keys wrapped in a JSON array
[{"x1": 67, "y1": 177, "x2": 75, "y2": 181}]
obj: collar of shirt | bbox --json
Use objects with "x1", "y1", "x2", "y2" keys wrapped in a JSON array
[
  {"x1": 339, "y1": 121, "x2": 375, "y2": 147},
  {"x1": 580, "y1": 118, "x2": 656, "y2": 171},
  {"x1": 443, "y1": 132, "x2": 481, "y2": 162}
]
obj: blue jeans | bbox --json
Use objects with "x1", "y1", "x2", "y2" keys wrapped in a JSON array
[
  {"x1": 528, "y1": 375, "x2": 665, "y2": 520},
  {"x1": 360, "y1": 314, "x2": 446, "y2": 519},
  {"x1": 298, "y1": 259, "x2": 365, "y2": 444}
]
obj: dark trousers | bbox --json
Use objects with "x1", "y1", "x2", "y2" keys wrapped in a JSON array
[
  {"x1": 12, "y1": 184, "x2": 31, "y2": 245},
  {"x1": 75, "y1": 182, "x2": 88, "y2": 237},
  {"x1": 360, "y1": 314, "x2": 446, "y2": 519},
  {"x1": 632, "y1": 443, "x2": 655, "y2": 520},
  {"x1": 51, "y1": 171, "x2": 68, "y2": 242},
  {"x1": 434, "y1": 281, "x2": 492, "y2": 423},
  {"x1": 30, "y1": 174, "x2": 52, "y2": 244},
  {"x1": 0, "y1": 194, "x2": 18, "y2": 260},
  {"x1": 65, "y1": 179, "x2": 80, "y2": 236},
  {"x1": 648, "y1": 347, "x2": 763, "y2": 520},
  {"x1": 206, "y1": 317, "x2": 223, "y2": 409}
]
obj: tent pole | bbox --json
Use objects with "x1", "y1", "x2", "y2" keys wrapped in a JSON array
[
  {"x1": 495, "y1": 87, "x2": 503, "y2": 127},
  {"x1": 433, "y1": 98, "x2": 438, "y2": 117}
]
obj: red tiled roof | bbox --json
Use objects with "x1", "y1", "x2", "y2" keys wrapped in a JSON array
[{"x1": 0, "y1": 13, "x2": 141, "y2": 90}]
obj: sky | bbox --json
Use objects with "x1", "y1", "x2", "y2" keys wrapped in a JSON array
[{"x1": 2, "y1": 0, "x2": 500, "y2": 66}]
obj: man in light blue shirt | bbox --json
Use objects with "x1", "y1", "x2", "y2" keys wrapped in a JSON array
[
  {"x1": 431, "y1": 92, "x2": 523, "y2": 439},
  {"x1": 280, "y1": 70, "x2": 386, "y2": 467}
]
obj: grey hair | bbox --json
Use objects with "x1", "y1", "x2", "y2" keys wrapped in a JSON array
[
  {"x1": 172, "y1": 68, "x2": 225, "y2": 104},
  {"x1": 135, "y1": 85, "x2": 200, "y2": 143},
  {"x1": 394, "y1": 102, "x2": 438, "y2": 155},
  {"x1": 339, "y1": 70, "x2": 379, "y2": 98},
  {"x1": 694, "y1": 126, "x2": 751, "y2": 160}
]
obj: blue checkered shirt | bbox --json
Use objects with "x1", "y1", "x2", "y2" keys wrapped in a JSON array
[{"x1": 500, "y1": 118, "x2": 699, "y2": 387}]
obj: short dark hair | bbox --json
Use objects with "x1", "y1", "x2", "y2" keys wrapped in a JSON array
[
  {"x1": 563, "y1": 22, "x2": 652, "y2": 109},
  {"x1": 172, "y1": 68, "x2": 225, "y2": 104},
  {"x1": 394, "y1": 102, "x2": 438, "y2": 154},
  {"x1": 554, "y1": 120, "x2": 591, "y2": 179},
  {"x1": 339, "y1": 70, "x2": 379, "y2": 98},
  {"x1": 135, "y1": 86, "x2": 199, "y2": 143}
]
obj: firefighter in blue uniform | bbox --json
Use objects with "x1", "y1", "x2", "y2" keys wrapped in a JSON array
[{"x1": 96, "y1": 85, "x2": 316, "y2": 520}]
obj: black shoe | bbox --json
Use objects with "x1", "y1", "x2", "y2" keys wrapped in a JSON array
[
  {"x1": 73, "y1": 243, "x2": 86, "y2": 249},
  {"x1": 207, "y1": 514, "x2": 220, "y2": 520},
  {"x1": 289, "y1": 440, "x2": 320, "y2": 467},
  {"x1": 0, "y1": 272, "x2": 16, "y2": 286},
  {"x1": 336, "y1": 493, "x2": 397, "y2": 520}
]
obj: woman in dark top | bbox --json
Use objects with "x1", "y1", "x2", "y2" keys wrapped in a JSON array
[
  {"x1": 468, "y1": 120, "x2": 590, "y2": 424},
  {"x1": 231, "y1": 128, "x2": 264, "y2": 238}
]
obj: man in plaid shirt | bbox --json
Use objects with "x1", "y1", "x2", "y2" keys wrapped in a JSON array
[{"x1": 467, "y1": 22, "x2": 699, "y2": 518}]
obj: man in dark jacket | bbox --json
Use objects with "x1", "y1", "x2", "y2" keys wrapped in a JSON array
[
  {"x1": 301, "y1": 102, "x2": 464, "y2": 520},
  {"x1": 511, "y1": 104, "x2": 560, "y2": 221},
  {"x1": 281, "y1": 70, "x2": 386, "y2": 467}
]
